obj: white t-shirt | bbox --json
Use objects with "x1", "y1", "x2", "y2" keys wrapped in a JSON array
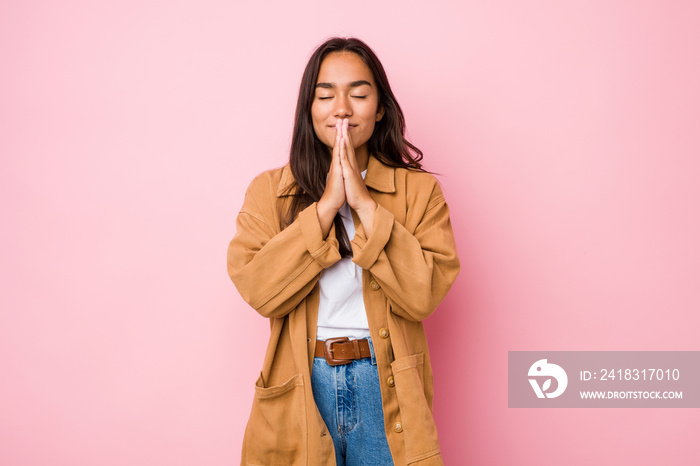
[{"x1": 316, "y1": 169, "x2": 372, "y2": 341}]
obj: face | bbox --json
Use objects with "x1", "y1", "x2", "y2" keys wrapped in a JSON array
[{"x1": 311, "y1": 51, "x2": 385, "y2": 156}]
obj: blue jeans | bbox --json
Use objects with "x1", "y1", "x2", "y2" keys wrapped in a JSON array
[{"x1": 311, "y1": 338, "x2": 394, "y2": 465}]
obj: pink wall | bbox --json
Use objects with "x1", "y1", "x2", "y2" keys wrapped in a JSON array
[{"x1": 2, "y1": 1, "x2": 699, "y2": 464}]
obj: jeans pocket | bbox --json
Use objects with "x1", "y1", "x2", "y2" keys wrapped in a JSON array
[
  {"x1": 242, "y1": 372, "x2": 306, "y2": 465},
  {"x1": 391, "y1": 354, "x2": 442, "y2": 464}
]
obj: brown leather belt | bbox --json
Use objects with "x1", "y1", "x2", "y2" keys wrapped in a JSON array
[{"x1": 314, "y1": 337, "x2": 371, "y2": 366}]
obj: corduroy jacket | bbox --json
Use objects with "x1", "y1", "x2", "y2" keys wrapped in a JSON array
[{"x1": 227, "y1": 154, "x2": 460, "y2": 465}]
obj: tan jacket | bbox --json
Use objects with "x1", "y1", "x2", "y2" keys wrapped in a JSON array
[{"x1": 227, "y1": 154, "x2": 460, "y2": 465}]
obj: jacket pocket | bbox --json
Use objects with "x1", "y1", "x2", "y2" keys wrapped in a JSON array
[
  {"x1": 391, "y1": 354, "x2": 442, "y2": 464},
  {"x1": 242, "y1": 372, "x2": 306, "y2": 466}
]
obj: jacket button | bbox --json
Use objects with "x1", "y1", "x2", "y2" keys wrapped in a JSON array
[
  {"x1": 387, "y1": 375, "x2": 395, "y2": 387},
  {"x1": 379, "y1": 328, "x2": 389, "y2": 339},
  {"x1": 370, "y1": 280, "x2": 380, "y2": 291},
  {"x1": 394, "y1": 422, "x2": 403, "y2": 433}
]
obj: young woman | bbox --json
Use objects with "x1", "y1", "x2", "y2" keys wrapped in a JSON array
[{"x1": 227, "y1": 37, "x2": 460, "y2": 466}]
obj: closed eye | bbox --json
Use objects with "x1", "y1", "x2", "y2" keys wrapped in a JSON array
[{"x1": 317, "y1": 95, "x2": 366, "y2": 100}]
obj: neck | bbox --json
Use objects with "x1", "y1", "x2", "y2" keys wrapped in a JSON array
[{"x1": 355, "y1": 145, "x2": 369, "y2": 172}]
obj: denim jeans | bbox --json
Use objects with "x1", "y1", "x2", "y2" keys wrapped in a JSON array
[{"x1": 311, "y1": 337, "x2": 394, "y2": 465}]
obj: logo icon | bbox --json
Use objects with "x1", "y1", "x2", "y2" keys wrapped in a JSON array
[{"x1": 528, "y1": 359, "x2": 568, "y2": 398}]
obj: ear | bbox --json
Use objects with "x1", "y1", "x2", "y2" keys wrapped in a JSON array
[{"x1": 375, "y1": 104, "x2": 385, "y2": 122}]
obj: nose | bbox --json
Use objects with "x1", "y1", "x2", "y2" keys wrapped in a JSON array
[{"x1": 332, "y1": 94, "x2": 352, "y2": 118}]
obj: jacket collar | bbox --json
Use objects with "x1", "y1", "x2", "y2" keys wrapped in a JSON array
[{"x1": 276, "y1": 154, "x2": 396, "y2": 197}]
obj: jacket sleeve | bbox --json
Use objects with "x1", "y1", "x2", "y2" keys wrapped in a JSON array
[
  {"x1": 227, "y1": 179, "x2": 342, "y2": 319},
  {"x1": 350, "y1": 179, "x2": 460, "y2": 322}
]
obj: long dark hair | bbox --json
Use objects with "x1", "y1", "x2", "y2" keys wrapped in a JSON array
[{"x1": 284, "y1": 37, "x2": 425, "y2": 257}]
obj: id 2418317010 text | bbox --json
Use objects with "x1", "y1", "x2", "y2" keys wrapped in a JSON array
[{"x1": 580, "y1": 368, "x2": 680, "y2": 381}]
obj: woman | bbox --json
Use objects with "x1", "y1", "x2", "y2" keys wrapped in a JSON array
[{"x1": 227, "y1": 37, "x2": 460, "y2": 466}]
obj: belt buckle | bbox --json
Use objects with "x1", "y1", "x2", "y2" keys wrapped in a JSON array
[{"x1": 323, "y1": 337, "x2": 351, "y2": 366}]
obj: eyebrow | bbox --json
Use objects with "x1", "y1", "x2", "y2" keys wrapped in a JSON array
[{"x1": 315, "y1": 80, "x2": 372, "y2": 89}]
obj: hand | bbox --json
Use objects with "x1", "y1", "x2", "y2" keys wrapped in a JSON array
[
  {"x1": 319, "y1": 119, "x2": 346, "y2": 211},
  {"x1": 339, "y1": 118, "x2": 377, "y2": 235},
  {"x1": 338, "y1": 118, "x2": 375, "y2": 212},
  {"x1": 317, "y1": 119, "x2": 346, "y2": 237}
]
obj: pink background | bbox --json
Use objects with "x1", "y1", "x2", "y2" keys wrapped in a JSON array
[{"x1": 2, "y1": 1, "x2": 699, "y2": 465}]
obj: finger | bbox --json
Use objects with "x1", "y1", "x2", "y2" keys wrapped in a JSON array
[
  {"x1": 335, "y1": 119, "x2": 342, "y2": 150},
  {"x1": 342, "y1": 118, "x2": 358, "y2": 171},
  {"x1": 339, "y1": 136, "x2": 358, "y2": 185},
  {"x1": 339, "y1": 134, "x2": 347, "y2": 170},
  {"x1": 331, "y1": 120, "x2": 342, "y2": 164}
]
